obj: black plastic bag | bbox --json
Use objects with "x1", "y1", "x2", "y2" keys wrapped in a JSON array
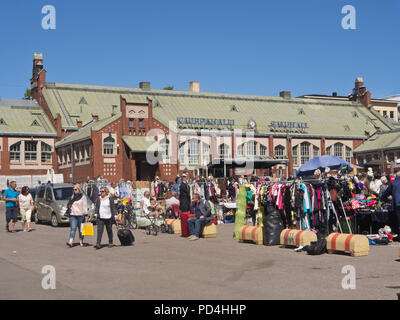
[
  {"x1": 306, "y1": 239, "x2": 327, "y2": 255},
  {"x1": 263, "y1": 203, "x2": 284, "y2": 246}
]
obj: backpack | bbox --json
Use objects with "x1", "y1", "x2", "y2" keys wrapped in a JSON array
[{"x1": 306, "y1": 239, "x2": 327, "y2": 255}]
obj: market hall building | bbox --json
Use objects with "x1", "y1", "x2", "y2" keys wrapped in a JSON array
[{"x1": 25, "y1": 53, "x2": 396, "y2": 183}]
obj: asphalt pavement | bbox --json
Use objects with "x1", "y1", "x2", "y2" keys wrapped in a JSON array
[{"x1": 0, "y1": 203, "x2": 399, "y2": 300}]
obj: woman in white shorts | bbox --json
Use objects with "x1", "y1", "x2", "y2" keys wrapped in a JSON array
[{"x1": 18, "y1": 186, "x2": 34, "y2": 232}]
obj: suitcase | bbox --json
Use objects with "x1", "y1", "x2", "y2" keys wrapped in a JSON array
[
  {"x1": 117, "y1": 229, "x2": 135, "y2": 246},
  {"x1": 180, "y1": 212, "x2": 195, "y2": 237}
]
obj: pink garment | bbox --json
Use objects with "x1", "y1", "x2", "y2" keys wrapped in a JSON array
[{"x1": 71, "y1": 197, "x2": 86, "y2": 216}]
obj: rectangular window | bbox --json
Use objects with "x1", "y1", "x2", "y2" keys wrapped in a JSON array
[
  {"x1": 41, "y1": 142, "x2": 52, "y2": 163},
  {"x1": 388, "y1": 152, "x2": 395, "y2": 162},
  {"x1": 275, "y1": 146, "x2": 284, "y2": 159},
  {"x1": 179, "y1": 144, "x2": 185, "y2": 164},
  {"x1": 25, "y1": 141, "x2": 37, "y2": 162},
  {"x1": 292, "y1": 146, "x2": 298, "y2": 167},
  {"x1": 366, "y1": 154, "x2": 372, "y2": 163},
  {"x1": 346, "y1": 147, "x2": 352, "y2": 163},
  {"x1": 326, "y1": 147, "x2": 332, "y2": 156},
  {"x1": 260, "y1": 145, "x2": 267, "y2": 156},
  {"x1": 313, "y1": 146, "x2": 319, "y2": 158},
  {"x1": 383, "y1": 111, "x2": 388, "y2": 117},
  {"x1": 237, "y1": 144, "x2": 244, "y2": 156},
  {"x1": 300, "y1": 143, "x2": 310, "y2": 165},
  {"x1": 188, "y1": 140, "x2": 199, "y2": 165},
  {"x1": 373, "y1": 153, "x2": 380, "y2": 160},
  {"x1": 334, "y1": 144, "x2": 343, "y2": 158},
  {"x1": 104, "y1": 143, "x2": 114, "y2": 155},
  {"x1": 357, "y1": 156, "x2": 364, "y2": 165},
  {"x1": 202, "y1": 143, "x2": 209, "y2": 165},
  {"x1": 246, "y1": 141, "x2": 256, "y2": 156},
  {"x1": 390, "y1": 111, "x2": 394, "y2": 119}
]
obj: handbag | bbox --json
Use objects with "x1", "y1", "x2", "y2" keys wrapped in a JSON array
[{"x1": 80, "y1": 222, "x2": 94, "y2": 236}]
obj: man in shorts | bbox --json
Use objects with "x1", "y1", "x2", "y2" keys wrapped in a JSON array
[{"x1": 3, "y1": 181, "x2": 19, "y2": 233}]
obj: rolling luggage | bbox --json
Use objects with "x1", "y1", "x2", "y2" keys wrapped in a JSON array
[
  {"x1": 117, "y1": 229, "x2": 135, "y2": 246},
  {"x1": 180, "y1": 212, "x2": 195, "y2": 237}
]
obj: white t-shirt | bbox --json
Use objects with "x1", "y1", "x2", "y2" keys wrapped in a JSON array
[
  {"x1": 99, "y1": 196, "x2": 112, "y2": 219},
  {"x1": 18, "y1": 194, "x2": 33, "y2": 210}
]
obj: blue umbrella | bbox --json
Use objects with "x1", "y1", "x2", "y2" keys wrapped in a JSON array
[{"x1": 296, "y1": 155, "x2": 350, "y2": 177}]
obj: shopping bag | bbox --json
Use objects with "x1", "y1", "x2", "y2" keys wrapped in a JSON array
[{"x1": 80, "y1": 222, "x2": 94, "y2": 236}]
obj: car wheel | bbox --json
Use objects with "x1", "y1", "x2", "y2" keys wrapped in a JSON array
[
  {"x1": 51, "y1": 213, "x2": 59, "y2": 227},
  {"x1": 34, "y1": 212, "x2": 41, "y2": 224}
]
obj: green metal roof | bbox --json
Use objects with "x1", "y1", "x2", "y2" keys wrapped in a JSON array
[
  {"x1": 122, "y1": 136, "x2": 163, "y2": 152},
  {"x1": 354, "y1": 129, "x2": 400, "y2": 153},
  {"x1": 0, "y1": 99, "x2": 57, "y2": 136},
  {"x1": 41, "y1": 82, "x2": 395, "y2": 138},
  {"x1": 55, "y1": 113, "x2": 121, "y2": 147}
]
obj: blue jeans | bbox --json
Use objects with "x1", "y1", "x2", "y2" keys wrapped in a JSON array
[
  {"x1": 188, "y1": 217, "x2": 206, "y2": 237},
  {"x1": 69, "y1": 215, "x2": 85, "y2": 240}
]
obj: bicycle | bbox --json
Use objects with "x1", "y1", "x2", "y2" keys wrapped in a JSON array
[{"x1": 115, "y1": 199, "x2": 137, "y2": 230}]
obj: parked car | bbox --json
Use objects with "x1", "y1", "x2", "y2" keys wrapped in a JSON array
[{"x1": 34, "y1": 183, "x2": 95, "y2": 227}]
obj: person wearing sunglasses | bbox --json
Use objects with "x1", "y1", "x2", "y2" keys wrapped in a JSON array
[
  {"x1": 93, "y1": 187, "x2": 116, "y2": 249},
  {"x1": 66, "y1": 184, "x2": 88, "y2": 248}
]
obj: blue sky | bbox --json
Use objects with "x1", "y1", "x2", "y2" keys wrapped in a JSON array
[{"x1": 0, "y1": 0, "x2": 399, "y2": 99}]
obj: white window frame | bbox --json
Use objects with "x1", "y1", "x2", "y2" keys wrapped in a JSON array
[{"x1": 24, "y1": 141, "x2": 38, "y2": 162}]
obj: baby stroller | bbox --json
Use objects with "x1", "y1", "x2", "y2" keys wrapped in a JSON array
[
  {"x1": 145, "y1": 209, "x2": 166, "y2": 236},
  {"x1": 166, "y1": 204, "x2": 180, "y2": 219}
]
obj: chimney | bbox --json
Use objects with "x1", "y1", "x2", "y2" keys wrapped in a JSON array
[
  {"x1": 332, "y1": 92, "x2": 338, "y2": 97},
  {"x1": 355, "y1": 77, "x2": 364, "y2": 90},
  {"x1": 32, "y1": 52, "x2": 44, "y2": 77},
  {"x1": 92, "y1": 114, "x2": 99, "y2": 121},
  {"x1": 353, "y1": 76, "x2": 371, "y2": 108},
  {"x1": 139, "y1": 82, "x2": 151, "y2": 90},
  {"x1": 280, "y1": 91, "x2": 291, "y2": 99},
  {"x1": 189, "y1": 81, "x2": 200, "y2": 93},
  {"x1": 77, "y1": 120, "x2": 83, "y2": 129}
]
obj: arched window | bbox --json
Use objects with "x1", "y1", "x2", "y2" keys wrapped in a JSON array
[
  {"x1": 274, "y1": 145, "x2": 285, "y2": 159},
  {"x1": 334, "y1": 143, "x2": 343, "y2": 158},
  {"x1": 103, "y1": 136, "x2": 115, "y2": 155},
  {"x1": 218, "y1": 144, "x2": 229, "y2": 159},
  {"x1": 188, "y1": 139, "x2": 200, "y2": 165},
  {"x1": 10, "y1": 142, "x2": 21, "y2": 162},
  {"x1": 41, "y1": 142, "x2": 52, "y2": 163},
  {"x1": 300, "y1": 142, "x2": 310, "y2": 165}
]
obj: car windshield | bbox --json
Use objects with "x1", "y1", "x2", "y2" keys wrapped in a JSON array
[{"x1": 53, "y1": 188, "x2": 74, "y2": 201}]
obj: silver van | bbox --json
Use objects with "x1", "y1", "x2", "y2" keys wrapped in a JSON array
[{"x1": 34, "y1": 183, "x2": 95, "y2": 227}]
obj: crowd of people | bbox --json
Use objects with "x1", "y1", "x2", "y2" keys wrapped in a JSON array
[{"x1": 3, "y1": 168, "x2": 400, "y2": 246}]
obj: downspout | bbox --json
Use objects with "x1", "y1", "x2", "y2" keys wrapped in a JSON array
[{"x1": 70, "y1": 143, "x2": 74, "y2": 183}]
